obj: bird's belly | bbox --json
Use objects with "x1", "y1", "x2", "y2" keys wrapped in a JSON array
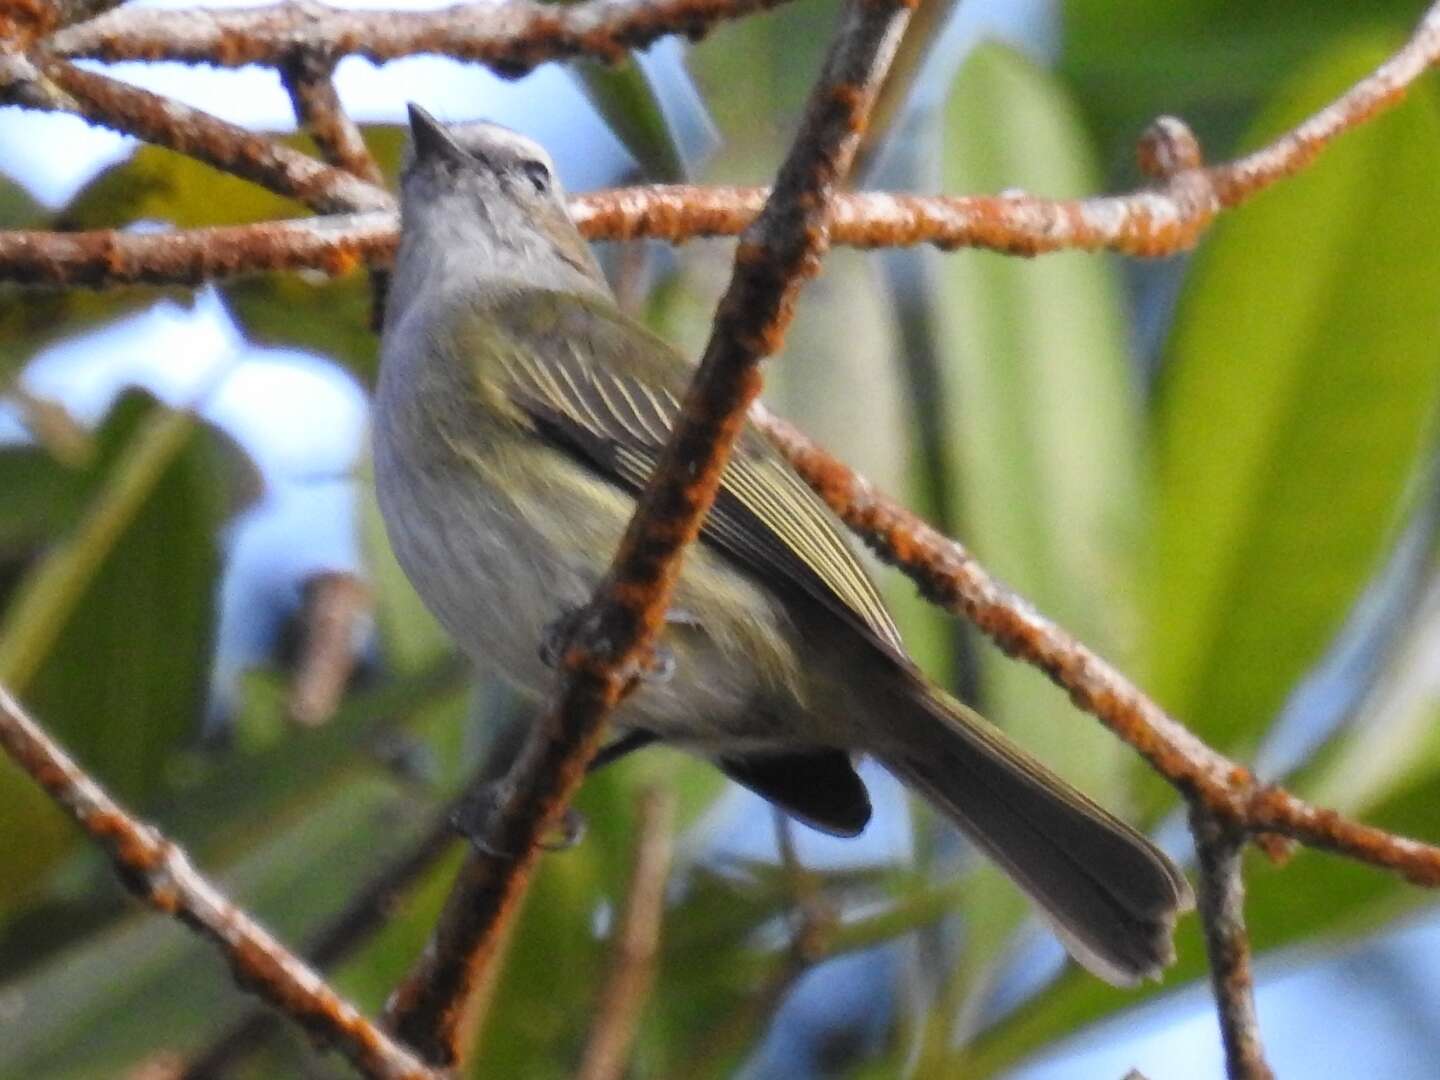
[{"x1": 374, "y1": 458, "x2": 798, "y2": 752}]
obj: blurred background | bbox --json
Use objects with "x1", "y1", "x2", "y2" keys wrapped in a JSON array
[{"x1": 3, "y1": 0, "x2": 1440, "y2": 1075}]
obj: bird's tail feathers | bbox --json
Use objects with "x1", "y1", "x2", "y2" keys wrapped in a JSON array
[{"x1": 875, "y1": 684, "x2": 1193, "y2": 986}]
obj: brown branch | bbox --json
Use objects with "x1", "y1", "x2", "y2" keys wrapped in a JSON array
[
  {"x1": 576, "y1": 787, "x2": 677, "y2": 1080},
  {"x1": 53, "y1": 0, "x2": 804, "y2": 74},
  {"x1": 2, "y1": 0, "x2": 123, "y2": 42},
  {"x1": 0, "y1": 0, "x2": 1433, "y2": 286},
  {"x1": 0, "y1": 685, "x2": 439, "y2": 1080},
  {"x1": 279, "y1": 49, "x2": 384, "y2": 186},
  {"x1": 1189, "y1": 804, "x2": 1273, "y2": 1080},
  {"x1": 746, "y1": 408, "x2": 1440, "y2": 885},
  {"x1": 0, "y1": 57, "x2": 393, "y2": 214},
  {"x1": 182, "y1": 719, "x2": 531, "y2": 1078},
  {"x1": 0, "y1": 211, "x2": 395, "y2": 287},
  {"x1": 286, "y1": 571, "x2": 371, "y2": 729},
  {"x1": 381, "y1": 0, "x2": 912, "y2": 1067},
  {"x1": 181, "y1": 799, "x2": 463, "y2": 1077}
]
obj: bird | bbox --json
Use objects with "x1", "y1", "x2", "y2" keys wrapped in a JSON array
[{"x1": 372, "y1": 103, "x2": 1192, "y2": 986}]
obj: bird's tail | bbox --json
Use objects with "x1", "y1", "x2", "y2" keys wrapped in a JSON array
[{"x1": 874, "y1": 683, "x2": 1193, "y2": 985}]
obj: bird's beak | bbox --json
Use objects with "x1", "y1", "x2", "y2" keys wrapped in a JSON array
[{"x1": 407, "y1": 103, "x2": 466, "y2": 165}]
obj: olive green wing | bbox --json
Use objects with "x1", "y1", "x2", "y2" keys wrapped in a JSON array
[{"x1": 478, "y1": 289, "x2": 905, "y2": 658}]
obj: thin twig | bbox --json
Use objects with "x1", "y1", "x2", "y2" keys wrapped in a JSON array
[
  {"x1": 53, "y1": 0, "x2": 804, "y2": 72},
  {"x1": 576, "y1": 787, "x2": 677, "y2": 1080},
  {"x1": 1189, "y1": 804, "x2": 1273, "y2": 1080},
  {"x1": 286, "y1": 572, "x2": 371, "y2": 729},
  {"x1": 381, "y1": 0, "x2": 912, "y2": 1066},
  {"x1": 2, "y1": 0, "x2": 125, "y2": 41},
  {"x1": 667, "y1": 821, "x2": 835, "y2": 1080},
  {"x1": 276, "y1": 45, "x2": 392, "y2": 327},
  {"x1": 0, "y1": 58, "x2": 392, "y2": 214},
  {"x1": 181, "y1": 716, "x2": 532, "y2": 1078},
  {"x1": 278, "y1": 49, "x2": 384, "y2": 186},
  {"x1": 0, "y1": 686, "x2": 438, "y2": 1080},
  {"x1": 181, "y1": 812, "x2": 458, "y2": 1077}
]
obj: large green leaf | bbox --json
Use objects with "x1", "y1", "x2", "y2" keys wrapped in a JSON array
[
  {"x1": 573, "y1": 59, "x2": 689, "y2": 183},
  {"x1": 1061, "y1": 1, "x2": 1420, "y2": 180},
  {"x1": 0, "y1": 392, "x2": 241, "y2": 912},
  {"x1": 1148, "y1": 35, "x2": 1440, "y2": 764},
  {"x1": 962, "y1": 32, "x2": 1440, "y2": 1073},
  {"x1": 936, "y1": 44, "x2": 1142, "y2": 806},
  {"x1": 0, "y1": 775, "x2": 435, "y2": 1079}
]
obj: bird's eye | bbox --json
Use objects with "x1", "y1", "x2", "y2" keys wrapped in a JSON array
[{"x1": 520, "y1": 159, "x2": 551, "y2": 193}]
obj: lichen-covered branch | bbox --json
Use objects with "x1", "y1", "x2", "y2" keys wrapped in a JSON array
[
  {"x1": 0, "y1": 686, "x2": 439, "y2": 1080},
  {"x1": 380, "y1": 0, "x2": 913, "y2": 1067},
  {"x1": 52, "y1": 0, "x2": 804, "y2": 74},
  {"x1": 747, "y1": 407, "x2": 1440, "y2": 885},
  {"x1": 10, "y1": 0, "x2": 1435, "y2": 280},
  {"x1": 279, "y1": 49, "x2": 384, "y2": 186},
  {"x1": 1189, "y1": 805, "x2": 1273, "y2": 1080},
  {"x1": 0, "y1": 58, "x2": 392, "y2": 213},
  {"x1": 0, "y1": 211, "x2": 395, "y2": 287}
]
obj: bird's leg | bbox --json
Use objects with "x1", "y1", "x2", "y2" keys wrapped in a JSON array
[
  {"x1": 538, "y1": 605, "x2": 589, "y2": 670},
  {"x1": 540, "y1": 606, "x2": 697, "y2": 684},
  {"x1": 451, "y1": 782, "x2": 587, "y2": 855}
]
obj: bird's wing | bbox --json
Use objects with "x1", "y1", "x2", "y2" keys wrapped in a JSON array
[{"x1": 475, "y1": 289, "x2": 906, "y2": 658}]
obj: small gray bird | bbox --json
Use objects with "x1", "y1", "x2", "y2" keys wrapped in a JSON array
[{"x1": 374, "y1": 104, "x2": 1192, "y2": 985}]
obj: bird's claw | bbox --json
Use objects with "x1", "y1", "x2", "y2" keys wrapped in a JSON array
[
  {"x1": 451, "y1": 782, "x2": 587, "y2": 857},
  {"x1": 538, "y1": 607, "x2": 587, "y2": 669}
]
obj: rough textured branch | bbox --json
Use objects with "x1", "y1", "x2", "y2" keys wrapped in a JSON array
[
  {"x1": 53, "y1": 0, "x2": 803, "y2": 73},
  {"x1": 0, "y1": 686, "x2": 438, "y2": 1080},
  {"x1": 747, "y1": 408, "x2": 1440, "y2": 883},
  {"x1": 1189, "y1": 804, "x2": 1273, "y2": 1080},
  {"x1": 576, "y1": 787, "x2": 676, "y2": 1080},
  {"x1": 0, "y1": 211, "x2": 396, "y2": 287},
  {"x1": 0, "y1": 58, "x2": 392, "y2": 214},
  {"x1": 279, "y1": 49, "x2": 384, "y2": 186},
  {"x1": 381, "y1": 0, "x2": 913, "y2": 1067},
  {"x1": 14, "y1": 0, "x2": 1436, "y2": 275}
]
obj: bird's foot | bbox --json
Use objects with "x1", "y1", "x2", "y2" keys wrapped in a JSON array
[
  {"x1": 538, "y1": 606, "x2": 588, "y2": 670},
  {"x1": 540, "y1": 607, "x2": 685, "y2": 684},
  {"x1": 451, "y1": 782, "x2": 587, "y2": 856}
]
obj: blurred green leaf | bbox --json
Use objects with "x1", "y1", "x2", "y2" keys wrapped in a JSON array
[
  {"x1": 0, "y1": 174, "x2": 44, "y2": 230},
  {"x1": 0, "y1": 444, "x2": 89, "y2": 552},
  {"x1": 1061, "y1": 1, "x2": 1420, "y2": 179},
  {"x1": 0, "y1": 775, "x2": 434, "y2": 1079},
  {"x1": 1149, "y1": 34, "x2": 1440, "y2": 768},
  {"x1": 0, "y1": 391, "x2": 245, "y2": 912},
  {"x1": 574, "y1": 60, "x2": 689, "y2": 182},
  {"x1": 1298, "y1": 573, "x2": 1440, "y2": 815},
  {"x1": 687, "y1": 0, "x2": 838, "y2": 184},
  {"x1": 936, "y1": 44, "x2": 1142, "y2": 806}
]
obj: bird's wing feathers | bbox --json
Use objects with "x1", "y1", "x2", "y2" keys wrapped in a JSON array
[{"x1": 479, "y1": 290, "x2": 905, "y2": 657}]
